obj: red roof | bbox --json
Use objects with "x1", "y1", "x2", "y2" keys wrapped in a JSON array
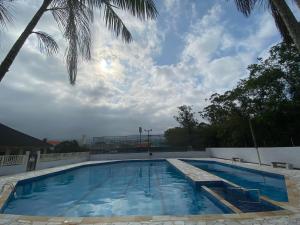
[{"x1": 47, "y1": 140, "x2": 61, "y2": 145}]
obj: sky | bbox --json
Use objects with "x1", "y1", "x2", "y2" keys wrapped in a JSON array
[{"x1": 0, "y1": 0, "x2": 299, "y2": 140}]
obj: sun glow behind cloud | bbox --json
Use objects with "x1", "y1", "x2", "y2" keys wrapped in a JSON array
[{"x1": 0, "y1": 0, "x2": 289, "y2": 139}]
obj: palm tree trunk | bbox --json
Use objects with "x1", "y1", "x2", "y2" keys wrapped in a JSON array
[
  {"x1": 0, "y1": 0, "x2": 52, "y2": 82},
  {"x1": 271, "y1": 0, "x2": 300, "y2": 51}
]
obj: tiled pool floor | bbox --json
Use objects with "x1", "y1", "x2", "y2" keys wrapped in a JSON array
[{"x1": 0, "y1": 158, "x2": 299, "y2": 225}]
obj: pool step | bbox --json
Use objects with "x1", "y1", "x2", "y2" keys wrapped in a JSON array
[
  {"x1": 208, "y1": 185, "x2": 283, "y2": 213},
  {"x1": 226, "y1": 187, "x2": 260, "y2": 202},
  {"x1": 202, "y1": 186, "x2": 242, "y2": 213}
]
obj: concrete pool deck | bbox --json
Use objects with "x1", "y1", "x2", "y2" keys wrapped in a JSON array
[{"x1": 0, "y1": 158, "x2": 299, "y2": 224}]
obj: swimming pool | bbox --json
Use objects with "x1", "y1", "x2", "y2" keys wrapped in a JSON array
[
  {"x1": 184, "y1": 160, "x2": 288, "y2": 202},
  {"x1": 2, "y1": 160, "x2": 232, "y2": 217}
]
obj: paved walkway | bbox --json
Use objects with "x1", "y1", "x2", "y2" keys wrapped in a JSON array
[{"x1": 0, "y1": 158, "x2": 299, "y2": 225}]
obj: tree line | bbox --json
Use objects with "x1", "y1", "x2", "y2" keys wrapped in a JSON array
[{"x1": 165, "y1": 42, "x2": 300, "y2": 148}]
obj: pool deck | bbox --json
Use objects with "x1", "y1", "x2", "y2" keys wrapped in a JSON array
[{"x1": 0, "y1": 158, "x2": 299, "y2": 225}]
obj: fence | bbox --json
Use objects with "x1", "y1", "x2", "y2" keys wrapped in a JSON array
[
  {"x1": 0, "y1": 151, "x2": 89, "y2": 176},
  {"x1": 90, "y1": 151, "x2": 210, "y2": 161},
  {"x1": 40, "y1": 152, "x2": 88, "y2": 162},
  {"x1": 0, "y1": 155, "x2": 25, "y2": 166}
]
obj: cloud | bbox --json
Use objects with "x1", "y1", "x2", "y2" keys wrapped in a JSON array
[{"x1": 0, "y1": 1, "x2": 281, "y2": 139}]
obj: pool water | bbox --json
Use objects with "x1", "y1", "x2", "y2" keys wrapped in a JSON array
[
  {"x1": 185, "y1": 160, "x2": 288, "y2": 202},
  {"x1": 2, "y1": 161, "x2": 231, "y2": 217}
]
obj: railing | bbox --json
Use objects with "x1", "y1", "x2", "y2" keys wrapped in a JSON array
[
  {"x1": 0, "y1": 155, "x2": 25, "y2": 166},
  {"x1": 39, "y1": 152, "x2": 88, "y2": 162}
]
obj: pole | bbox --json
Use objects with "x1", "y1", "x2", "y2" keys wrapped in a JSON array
[
  {"x1": 248, "y1": 117, "x2": 262, "y2": 165},
  {"x1": 144, "y1": 129, "x2": 152, "y2": 156},
  {"x1": 291, "y1": 137, "x2": 295, "y2": 146},
  {"x1": 139, "y1": 127, "x2": 142, "y2": 145}
]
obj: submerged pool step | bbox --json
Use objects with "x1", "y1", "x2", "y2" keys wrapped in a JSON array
[
  {"x1": 202, "y1": 186, "x2": 242, "y2": 214},
  {"x1": 208, "y1": 185, "x2": 283, "y2": 213}
]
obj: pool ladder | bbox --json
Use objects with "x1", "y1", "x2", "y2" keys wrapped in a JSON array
[{"x1": 1, "y1": 182, "x2": 16, "y2": 194}]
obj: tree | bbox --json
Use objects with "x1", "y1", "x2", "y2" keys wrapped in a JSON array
[
  {"x1": 199, "y1": 42, "x2": 300, "y2": 147},
  {"x1": 0, "y1": 0, "x2": 13, "y2": 28},
  {"x1": 54, "y1": 140, "x2": 85, "y2": 153},
  {"x1": 0, "y1": 0, "x2": 157, "y2": 84},
  {"x1": 164, "y1": 127, "x2": 189, "y2": 147},
  {"x1": 233, "y1": 0, "x2": 300, "y2": 51},
  {"x1": 166, "y1": 43, "x2": 299, "y2": 148},
  {"x1": 174, "y1": 105, "x2": 198, "y2": 146}
]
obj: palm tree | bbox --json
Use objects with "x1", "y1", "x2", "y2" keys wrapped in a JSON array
[
  {"x1": 0, "y1": 0, "x2": 157, "y2": 84},
  {"x1": 0, "y1": 0, "x2": 14, "y2": 28},
  {"x1": 233, "y1": 0, "x2": 300, "y2": 51}
]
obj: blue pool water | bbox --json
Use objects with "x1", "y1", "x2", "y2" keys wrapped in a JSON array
[
  {"x1": 185, "y1": 160, "x2": 288, "y2": 202},
  {"x1": 2, "y1": 160, "x2": 231, "y2": 217}
]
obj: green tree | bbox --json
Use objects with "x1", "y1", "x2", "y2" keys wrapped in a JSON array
[
  {"x1": 54, "y1": 140, "x2": 88, "y2": 152},
  {"x1": 0, "y1": 0, "x2": 157, "y2": 84},
  {"x1": 200, "y1": 42, "x2": 300, "y2": 147},
  {"x1": 164, "y1": 127, "x2": 189, "y2": 147},
  {"x1": 233, "y1": 0, "x2": 300, "y2": 51},
  {"x1": 174, "y1": 105, "x2": 198, "y2": 147}
]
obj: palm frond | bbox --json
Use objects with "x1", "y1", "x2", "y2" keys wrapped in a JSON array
[
  {"x1": 50, "y1": 0, "x2": 157, "y2": 84},
  {"x1": 33, "y1": 31, "x2": 59, "y2": 55},
  {"x1": 232, "y1": 0, "x2": 258, "y2": 16},
  {"x1": 80, "y1": 0, "x2": 157, "y2": 42},
  {"x1": 232, "y1": 0, "x2": 294, "y2": 44},
  {"x1": 108, "y1": 0, "x2": 158, "y2": 20},
  {"x1": 0, "y1": 0, "x2": 13, "y2": 27},
  {"x1": 103, "y1": 3, "x2": 132, "y2": 43},
  {"x1": 51, "y1": 0, "x2": 93, "y2": 84},
  {"x1": 80, "y1": 0, "x2": 158, "y2": 19}
]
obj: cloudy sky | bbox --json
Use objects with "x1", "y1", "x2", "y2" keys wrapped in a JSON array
[{"x1": 0, "y1": 0, "x2": 299, "y2": 140}]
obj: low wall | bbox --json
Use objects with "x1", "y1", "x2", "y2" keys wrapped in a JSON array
[
  {"x1": 0, "y1": 154, "x2": 28, "y2": 176},
  {"x1": 208, "y1": 148, "x2": 258, "y2": 163},
  {"x1": 0, "y1": 152, "x2": 90, "y2": 176},
  {"x1": 0, "y1": 164, "x2": 27, "y2": 176},
  {"x1": 36, "y1": 156, "x2": 89, "y2": 170},
  {"x1": 208, "y1": 147, "x2": 300, "y2": 168},
  {"x1": 90, "y1": 151, "x2": 210, "y2": 161}
]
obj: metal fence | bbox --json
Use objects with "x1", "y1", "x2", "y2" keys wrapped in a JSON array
[
  {"x1": 90, "y1": 146, "x2": 205, "y2": 154},
  {"x1": 0, "y1": 155, "x2": 25, "y2": 166},
  {"x1": 39, "y1": 152, "x2": 88, "y2": 162}
]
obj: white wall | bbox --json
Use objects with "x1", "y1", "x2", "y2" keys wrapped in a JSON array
[
  {"x1": 208, "y1": 147, "x2": 300, "y2": 168},
  {"x1": 36, "y1": 157, "x2": 89, "y2": 170},
  {"x1": 208, "y1": 148, "x2": 259, "y2": 163},
  {"x1": 90, "y1": 151, "x2": 210, "y2": 161},
  {"x1": 0, "y1": 164, "x2": 27, "y2": 176},
  {"x1": 0, "y1": 152, "x2": 90, "y2": 176},
  {"x1": 259, "y1": 147, "x2": 300, "y2": 168}
]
